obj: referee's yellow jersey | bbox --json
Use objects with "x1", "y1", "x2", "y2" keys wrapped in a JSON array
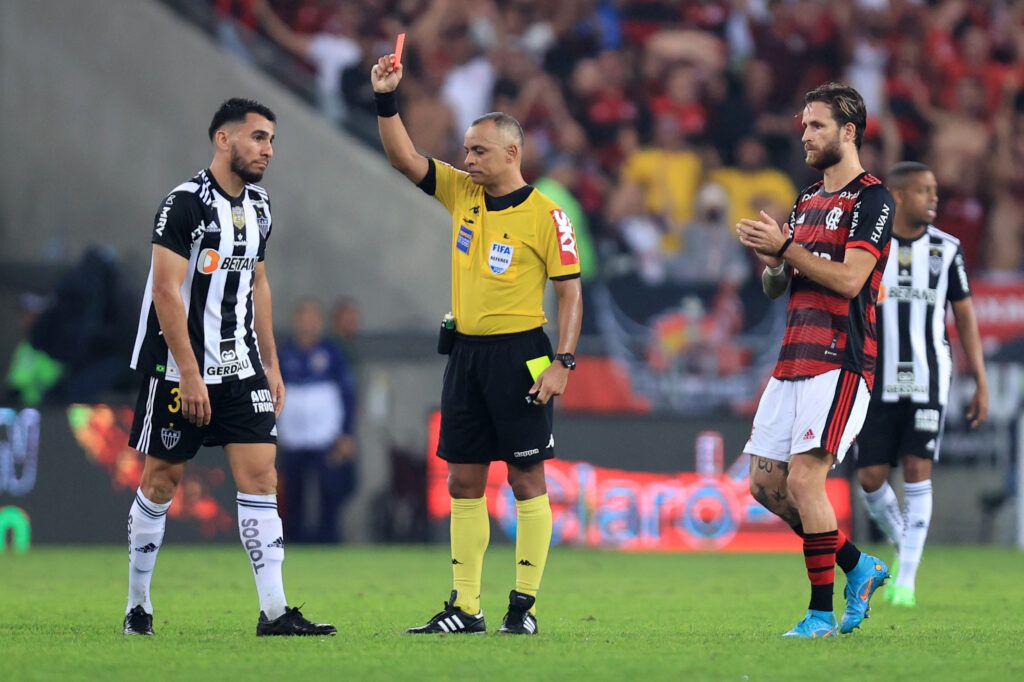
[{"x1": 420, "y1": 159, "x2": 582, "y2": 336}]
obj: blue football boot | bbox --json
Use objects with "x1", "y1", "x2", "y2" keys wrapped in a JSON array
[
  {"x1": 840, "y1": 553, "x2": 890, "y2": 634},
  {"x1": 782, "y1": 609, "x2": 839, "y2": 638}
]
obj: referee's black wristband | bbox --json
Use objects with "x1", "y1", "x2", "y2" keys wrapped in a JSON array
[
  {"x1": 776, "y1": 237, "x2": 794, "y2": 258},
  {"x1": 375, "y1": 90, "x2": 399, "y2": 118}
]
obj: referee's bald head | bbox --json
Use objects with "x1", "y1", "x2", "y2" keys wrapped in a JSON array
[{"x1": 471, "y1": 112, "x2": 525, "y2": 151}]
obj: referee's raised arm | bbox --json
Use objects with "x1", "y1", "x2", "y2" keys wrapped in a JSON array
[{"x1": 371, "y1": 55, "x2": 429, "y2": 185}]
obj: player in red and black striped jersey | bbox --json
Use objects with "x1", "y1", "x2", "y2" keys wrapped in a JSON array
[
  {"x1": 737, "y1": 84, "x2": 893, "y2": 638},
  {"x1": 775, "y1": 172, "x2": 892, "y2": 387}
]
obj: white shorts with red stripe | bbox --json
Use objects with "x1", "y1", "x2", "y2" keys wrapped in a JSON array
[{"x1": 744, "y1": 368, "x2": 870, "y2": 464}]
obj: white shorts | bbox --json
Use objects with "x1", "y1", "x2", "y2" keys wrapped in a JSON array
[{"x1": 744, "y1": 369, "x2": 870, "y2": 464}]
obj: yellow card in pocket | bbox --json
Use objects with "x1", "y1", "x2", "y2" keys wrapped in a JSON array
[{"x1": 526, "y1": 356, "x2": 552, "y2": 382}]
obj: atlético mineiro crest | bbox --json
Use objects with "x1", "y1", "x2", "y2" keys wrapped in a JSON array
[
  {"x1": 161, "y1": 424, "x2": 181, "y2": 450},
  {"x1": 253, "y1": 201, "x2": 270, "y2": 238}
]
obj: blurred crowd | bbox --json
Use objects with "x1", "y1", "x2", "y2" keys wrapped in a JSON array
[
  {"x1": 5, "y1": 248, "x2": 138, "y2": 407},
  {"x1": 213, "y1": 0, "x2": 1024, "y2": 285}
]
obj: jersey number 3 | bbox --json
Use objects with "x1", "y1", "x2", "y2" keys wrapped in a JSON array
[{"x1": 169, "y1": 388, "x2": 181, "y2": 413}]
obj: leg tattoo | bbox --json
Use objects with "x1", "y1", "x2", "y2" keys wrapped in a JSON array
[{"x1": 750, "y1": 458, "x2": 800, "y2": 526}]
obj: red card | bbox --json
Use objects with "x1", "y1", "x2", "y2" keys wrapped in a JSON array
[{"x1": 393, "y1": 33, "x2": 406, "y2": 67}]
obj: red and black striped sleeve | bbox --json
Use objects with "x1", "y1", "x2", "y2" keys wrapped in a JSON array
[{"x1": 846, "y1": 184, "x2": 894, "y2": 259}]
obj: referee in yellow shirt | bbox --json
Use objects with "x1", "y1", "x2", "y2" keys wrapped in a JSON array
[{"x1": 372, "y1": 53, "x2": 583, "y2": 636}]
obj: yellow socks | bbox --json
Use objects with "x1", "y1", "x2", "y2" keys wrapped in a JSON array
[
  {"x1": 514, "y1": 493, "x2": 552, "y2": 614},
  {"x1": 450, "y1": 494, "x2": 552, "y2": 616},
  {"x1": 450, "y1": 496, "x2": 489, "y2": 615}
]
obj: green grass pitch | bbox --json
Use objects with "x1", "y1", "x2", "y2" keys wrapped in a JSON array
[{"x1": 1, "y1": 545, "x2": 1021, "y2": 681}]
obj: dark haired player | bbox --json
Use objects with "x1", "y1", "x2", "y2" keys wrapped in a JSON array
[
  {"x1": 123, "y1": 98, "x2": 335, "y2": 637},
  {"x1": 737, "y1": 83, "x2": 893, "y2": 638},
  {"x1": 856, "y1": 162, "x2": 987, "y2": 607}
]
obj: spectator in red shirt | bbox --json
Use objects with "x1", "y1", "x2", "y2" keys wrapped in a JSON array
[{"x1": 650, "y1": 64, "x2": 707, "y2": 141}]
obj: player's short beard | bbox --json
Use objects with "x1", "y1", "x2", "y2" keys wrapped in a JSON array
[
  {"x1": 230, "y1": 145, "x2": 265, "y2": 183},
  {"x1": 807, "y1": 134, "x2": 843, "y2": 171}
]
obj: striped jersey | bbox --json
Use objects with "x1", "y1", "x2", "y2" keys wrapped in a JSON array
[
  {"x1": 773, "y1": 172, "x2": 894, "y2": 391},
  {"x1": 875, "y1": 225, "x2": 970, "y2": 405},
  {"x1": 130, "y1": 169, "x2": 273, "y2": 384}
]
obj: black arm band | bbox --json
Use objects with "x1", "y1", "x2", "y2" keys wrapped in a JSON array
[
  {"x1": 776, "y1": 237, "x2": 794, "y2": 258},
  {"x1": 375, "y1": 90, "x2": 398, "y2": 118}
]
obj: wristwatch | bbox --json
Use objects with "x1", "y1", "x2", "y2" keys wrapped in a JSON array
[{"x1": 553, "y1": 353, "x2": 576, "y2": 370}]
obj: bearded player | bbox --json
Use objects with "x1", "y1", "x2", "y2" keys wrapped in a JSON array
[
  {"x1": 123, "y1": 99, "x2": 334, "y2": 637},
  {"x1": 737, "y1": 83, "x2": 893, "y2": 638}
]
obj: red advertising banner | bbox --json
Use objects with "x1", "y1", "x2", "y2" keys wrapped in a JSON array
[
  {"x1": 955, "y1": 278, "x2": 1024, "y2": 346},
  {"x1": 425, "y1": 412, "x2": 851, "y2": 552},
  {"x1": 67, "y1": 404, "x2": 235, "y2": 538}
]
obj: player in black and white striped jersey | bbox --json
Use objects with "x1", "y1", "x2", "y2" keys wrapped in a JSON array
[
  {"x1": 122, "y1": 98, "x2": 334, "y2": 637},
  {"x1": 855, "y1": 162, "x2": 989, "y2": 607},
  {"x1": 130, "y1": 168, "x2": 271, "y2": 384}
]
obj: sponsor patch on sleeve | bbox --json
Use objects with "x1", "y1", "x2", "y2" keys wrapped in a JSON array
[
  {"x1": 550, "y1": 209, "x2": 579, "y2": 266},
  {"x1": 457, "y1": 225, "x2": 473, "y2": 254}
]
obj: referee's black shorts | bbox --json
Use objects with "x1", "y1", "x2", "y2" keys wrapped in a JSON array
[
  {"x1": 855, "y1": 400, "x2": 945, "y2": 468},
  {"x1": 438, "y1": 327, "x2": 555, "y2": 465}
]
